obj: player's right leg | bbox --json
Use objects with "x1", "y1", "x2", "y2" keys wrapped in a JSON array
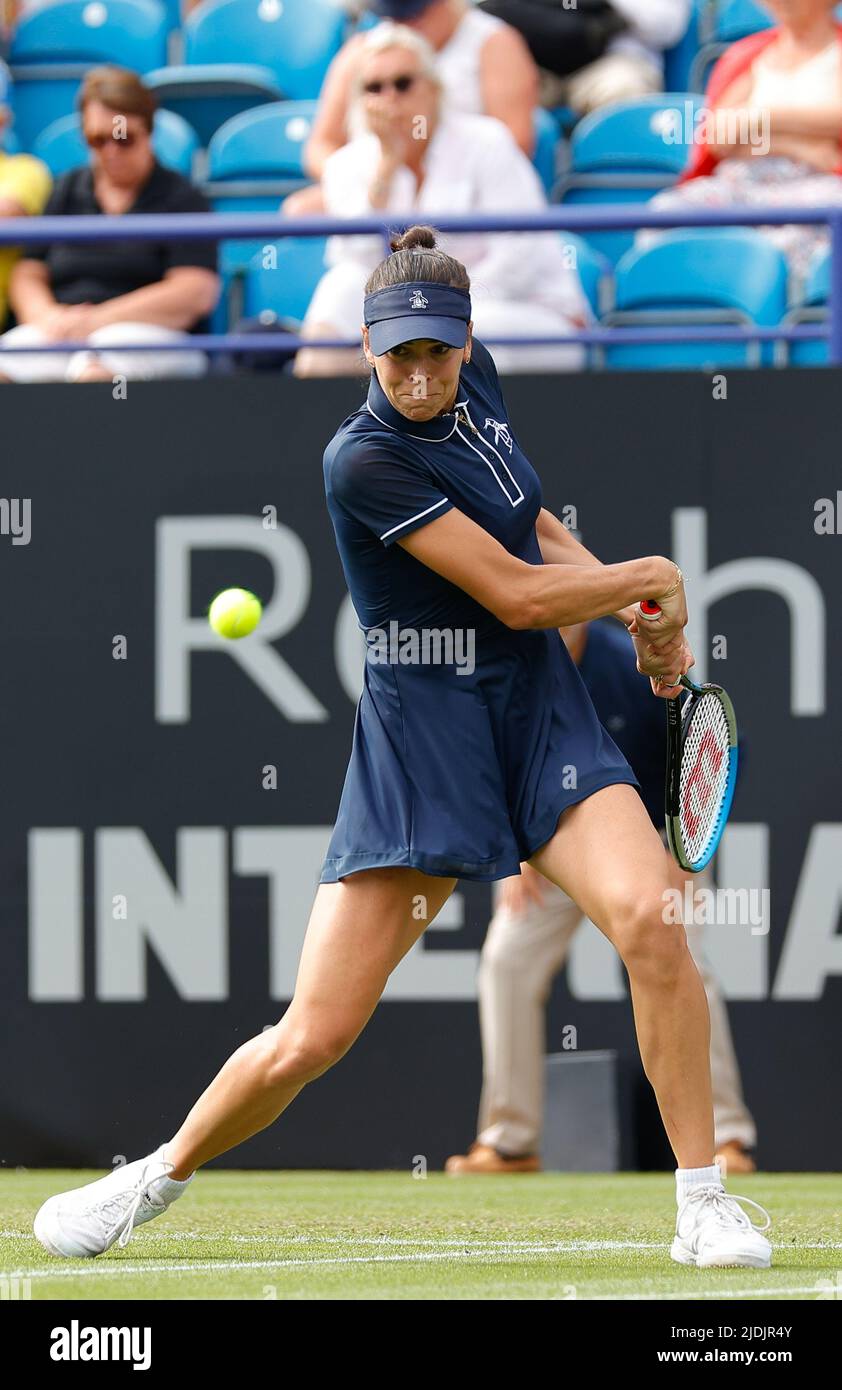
[{"x1": 33, "y1": 867, "x2": 456, "y2": 1258}]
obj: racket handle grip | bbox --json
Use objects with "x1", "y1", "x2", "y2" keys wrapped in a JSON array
[{"x1": 637, "y1": 599, "x2": 662, "y2": 621}]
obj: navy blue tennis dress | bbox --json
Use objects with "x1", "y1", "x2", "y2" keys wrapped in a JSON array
[{"x1": 320, "y1": 337, "x2": 639, "y2": 882}]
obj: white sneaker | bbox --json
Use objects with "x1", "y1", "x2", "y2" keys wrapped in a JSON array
[
  {"x1": 33, "y1": 1145, "x2": 194, "y2": 1258},
  {"x1": 671, "y1": 1184, "x2": 772, "y2": 1268}
]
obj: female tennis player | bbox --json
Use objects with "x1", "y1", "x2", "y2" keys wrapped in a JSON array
[{"x1": 33, "y1": 225, "x2": 771, "y2": 1270}]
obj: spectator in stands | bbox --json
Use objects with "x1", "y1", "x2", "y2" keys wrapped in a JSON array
[
  {"x1": 0, "y1": 60, "x2": 52, "y2": 332},
  {"x1": 290, "y1": 23, "x2": 588, "y2": 375},
  {"x1": 477, "y1": 0, "x2": 691, "y2": 116},
  {"x1": 0, "y1": 67, "x2": 219, "y2": 383},
  {"x1": 282, "y1": 0, "x2": 539, "y2": 219},
  {"x1": 640, "y1": 0, "x2": 842, "y2": 279}
]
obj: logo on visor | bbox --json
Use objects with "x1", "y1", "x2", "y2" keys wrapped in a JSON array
[{"x1": 409, "y1": 290, "x2": 429, "y2": 309}]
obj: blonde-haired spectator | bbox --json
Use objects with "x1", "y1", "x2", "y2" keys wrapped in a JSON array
[
  {"x1": 282, "y1": 0, "x2": 539, "y2": 219},
  {"x1": 290, "y1": 24, "x2": 588, "y2": 375}
]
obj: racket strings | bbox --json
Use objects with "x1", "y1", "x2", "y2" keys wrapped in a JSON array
[{"x1": 679, "y1": 694, "x2": 732, "y2": 865}]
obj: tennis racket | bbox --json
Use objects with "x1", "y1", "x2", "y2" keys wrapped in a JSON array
[{"x1": 637, "y1": 599, "x2": 739, "y2": 872}]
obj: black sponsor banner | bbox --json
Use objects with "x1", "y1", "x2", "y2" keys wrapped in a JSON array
[{"x1": 1, "y1": 370, "x2": 839, "y2": 1171}]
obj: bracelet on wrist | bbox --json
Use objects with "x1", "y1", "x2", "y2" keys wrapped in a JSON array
[{"x1": 658, "y1": 564, "x2": 684, "y2": 600}]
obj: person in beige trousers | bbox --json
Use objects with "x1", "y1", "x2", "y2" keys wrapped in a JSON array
[{"x1": 447, "y1": 620, "x2": 758, "y2": 1177}]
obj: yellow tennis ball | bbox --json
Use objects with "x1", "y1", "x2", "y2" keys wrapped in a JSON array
[{"x1": 208, "y1": 588, "x2": 262, "y2": 639}]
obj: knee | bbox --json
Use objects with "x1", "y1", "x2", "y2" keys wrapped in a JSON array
[
  {"x1": 264, "y1": 1022, "x2": 358, "y2": 1086},
  {"x1": 609, "y1": 890, "x2": 689, "y2": 987}
]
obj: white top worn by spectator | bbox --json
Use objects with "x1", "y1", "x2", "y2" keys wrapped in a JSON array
[
  {"x1": 582, "y1": 0, "x2": 690, "y2": 77},
  {"x1": 429, "y1": 5, "x2": 506, "y2": 114},
  {"x1": 321, "y1": 108, "x2": 587, "y2": 323}
]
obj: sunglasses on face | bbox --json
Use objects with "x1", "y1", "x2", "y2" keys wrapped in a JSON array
[
  {"x1": 362, "y1": 73, "x2": 417, "y2": 95},
  {"x1": 85, "y1": 131, "x2": 142, "y2": 150}
]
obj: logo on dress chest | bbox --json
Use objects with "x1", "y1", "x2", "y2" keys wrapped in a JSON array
[
  {"x1": 453, "y1": 405, "x2": 523, "y2": 507},
  {"x1": 484, "y1": 417, "x2": 513, "y2": 453}
]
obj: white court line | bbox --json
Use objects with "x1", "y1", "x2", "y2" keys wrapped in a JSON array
[
  {"x1": 4, "y1": 1232, "x2": 841, "y2": 1250},
  {"x1": 7, "y1": 1239, "x2": 841, "y2": 1283}
]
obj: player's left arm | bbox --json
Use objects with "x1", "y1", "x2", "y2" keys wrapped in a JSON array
[{"x1": 534, "y1": 509, "x2": 637, "y2": 629}]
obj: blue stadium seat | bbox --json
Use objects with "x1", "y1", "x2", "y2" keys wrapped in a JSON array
[
  {"x1": 532, "y1": 107, "x2": 561, "y2": 196},
  {"x1": 782, "y1": 250, "x2": 831, "y2": 366},
  {"x1": 204, "y1": 101, "x2": 317, "y2": 278},
  {"x1": 689, "y1": 0, "x2": 842, "y2": 91},
  {"x1": 185, "y1": 0, "x2": 346, "y2": 98},
  {"x1": 32, "y1": 108, "x2": 199, "y2": 176},
  {"x1": 663, "y1": 0, "x2": 705, "y2": 92},
  {"x1": 243, "y1": 236, "x2": 329, "y2": 325},
  {"x1": 558, "y1": 232, "x2": 611, "y2": 318},
  {"x1": 144, "y1": 64, "x2": 283, "y2": 146},
  {"x1": 689, "y1": 0, "x2": 772, "y2": 90},
  {"x1": 602, "y1": 229, "x2": 788, "y2": 369},
  {"x1": 9, "y1": 0, "x2": 168, "y2": 150},
  {"x1": 207, "y1": 100, "x2": 316, "y2": 186},
  {"x1": 555, "y1": 93, "x2": 703, "y2": 264}
]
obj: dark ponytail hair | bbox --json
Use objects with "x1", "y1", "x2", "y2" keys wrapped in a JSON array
[{"x1": 365, "y1": 223, "x2": 471, "y2": 295}]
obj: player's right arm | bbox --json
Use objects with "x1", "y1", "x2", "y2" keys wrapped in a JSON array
[
  {"x1": 327, "y1": 442, "x2": 686, "y2": 675},
  {"x1": 408, "y1": 509, "x2": 692, "y2": 692},
  {"x1": 398, "y1": 507, "x2": 687, "y2": 665}
]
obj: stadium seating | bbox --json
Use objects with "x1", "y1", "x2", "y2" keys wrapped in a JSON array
[
  {"x1": 663, "y1": 0, "x2": 706, "y2": 92},
  {"x1": 206, "y1": 100, "x2": 315, "y2": 194},
  {"x1": 688, "y1": 0, "x2": 842, "y2": 91},
  {"x1": 140, "y1": 0, "x2": 344, "y2": 146},
  {"x1": 203, "y1": 100, "x2": 317, "y2": 285},
  {"x1": 144, "y1": 0, "x2": 346, "y2": 145},
  {"x1": 143, "y1": 64, "x2": 283, "y2": 147},
  {"x1": 185, "y1": 0, "x2": 346, "y2": 95},
  {"x1": 558, "y1": 232, "x2": 611, "y2": 318},
  {"x1": 532, "y1": 107, "x2": 562, "y2": 197},
  {"x1": 689, "y1": 0, "x2": 772, "y2": 91},
  {"x1": 8, "y1": 0, "x2": 169, "y2": 150},
  {"x1": 239, "y1": 232, "x2": 609, "y2": 363},
  {"x1": 32, "y1": 107, "x2": 199, "y2": 176},
  {"x1": 242, "y1": 235, "x2": 329, "y2": 325},
  {"x1": 601, "y1": 229, "x2": 788, "y2": 369},
  {"x1": 554, "y1": 93, "x2": 703, "y2": 264},
  {"x1": 781, "y1": 250, "x2": 830, "y2": 366}
]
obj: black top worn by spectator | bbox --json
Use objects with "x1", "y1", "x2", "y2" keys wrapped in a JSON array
[
  {"x1": 478, "y1": 0, "x2": 627, "y2": 77},
  {"x1": 22, "y1": 161, "x2": 217, "y2": 333}
]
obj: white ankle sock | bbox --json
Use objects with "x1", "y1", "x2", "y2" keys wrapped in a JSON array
[
  {"x1": 154, "y1": 1144, "x2": 195, "y2": 1193},
  {"x1": 676, "y1": 1163, "x2": 722, "y2": 1205}
]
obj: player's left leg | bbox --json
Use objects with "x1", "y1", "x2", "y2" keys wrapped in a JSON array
[
  {"x1": 33, "y1": 866, "x2": 456, "y2": 1258},
  {"x1": 528, "y1": 783, "x2": 771, "y2": 1267}
]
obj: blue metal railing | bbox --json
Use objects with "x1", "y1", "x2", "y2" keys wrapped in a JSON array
[{"x1": 0, "y1": 205, "x2": 839, "y2": 361}]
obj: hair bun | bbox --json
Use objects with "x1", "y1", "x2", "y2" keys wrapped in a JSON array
[{"x1": 389, "y1": 224, "x2": 438, "y2": 255}]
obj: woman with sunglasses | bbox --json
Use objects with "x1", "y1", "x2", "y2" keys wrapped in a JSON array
[
  {"x1": 0, "y1": 66, "x2": 219, "y2": 383},
  {"x1": 33, "y1": 224, "x2": 772, "y2": 1272},
  {"x1": 290, "y1": 22, "x2": 590, "y2": 377}
]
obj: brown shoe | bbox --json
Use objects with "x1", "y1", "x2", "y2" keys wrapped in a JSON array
[
  {"x1": 715, "y1": 1141, "x2": 758, "y2": 1176},
  {"x1": 445, "y1": 1142, "x2": 541, "y2": 1174}
]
